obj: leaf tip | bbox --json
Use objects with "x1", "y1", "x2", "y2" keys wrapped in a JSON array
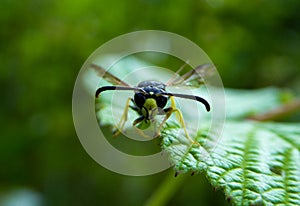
[{"x1": 226, "y1": 196, "x2": 232, "y2": 203}]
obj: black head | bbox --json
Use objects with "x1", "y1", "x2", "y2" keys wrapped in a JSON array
[
  {"x1": 134, "y1": 80, "x2": 168, "y2": 109},
  {"x1": 134, "y1": 92, "x2": 168, "y2": 109}
]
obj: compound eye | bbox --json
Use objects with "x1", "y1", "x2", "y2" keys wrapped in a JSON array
[
  {"x1": 156, "y1": 95, "x2": 168, "y2": 109},
  {"x1": 134, "y1": 93, "x2": 146, "y2": 108}
]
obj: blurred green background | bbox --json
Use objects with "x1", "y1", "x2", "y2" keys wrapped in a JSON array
[{"x1": 1, "y1": 0, "x2": 299, "y2": 205}]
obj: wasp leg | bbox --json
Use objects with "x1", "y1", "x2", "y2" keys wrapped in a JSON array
[
  {"x1": 157, "y1": 99, "x2": 199, "y2": 145},
  {"x1": 170, "y1": 96, "x2": 181, "y2": 123},
  {"x1": 133, "y1": 126, "x2": 153, "y2": 139},
  {"x1": 129, "y1": 98, "x2": 140, "y2": 113},
  {"x1": 113, "y1": 97, "x2": 133, "y2": 137},
  {"x1": 132, "y1": 117, "x2": 153, "y2": 139},
  {"x1": 133, "y1": 116, "x2": 144, "y2": 126}
]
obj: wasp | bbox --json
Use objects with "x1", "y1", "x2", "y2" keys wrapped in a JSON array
[{"x1": 93, "y1": 63, "x2": 212, "y2": 144}]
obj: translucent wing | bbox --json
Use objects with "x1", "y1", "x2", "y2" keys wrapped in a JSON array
[
  {"x1": 166, "y1": 63, "x2": 215, "y2": 88},
  {"x1": 91, "y1": 63, "x2": 131, "y2": 86}
]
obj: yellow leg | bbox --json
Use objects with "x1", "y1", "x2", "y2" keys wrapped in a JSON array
[
  {"x1": 133, "y1": 127, "x2": 153, "y2": 139},
  {"x1": 170, "y1": 96, "x2": 181, "y2": 123},
  {"x1": 113, "y1": 98, "x2": 132, "y2": 137},
  {"x1": 158, "y1": 98, "x2": 199, "y2": 145}
]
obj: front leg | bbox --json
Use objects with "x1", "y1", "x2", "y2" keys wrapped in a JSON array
[
  {"x1": 112, "y1": 97, "x2": 133, "y2": 136},
  {"x1": 157, "y1": 107, "x2": 199, "y2": 145},
  {"x1": 133, "y1": 116, "x2": 144, "y2": 126},
  {"x1": 133, "y1": 116, "x2": 153, "y2": 138}
]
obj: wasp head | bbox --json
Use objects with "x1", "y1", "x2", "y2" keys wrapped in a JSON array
[{"x1": 134, "y1": 91, "x2": 168, "y2": 120}]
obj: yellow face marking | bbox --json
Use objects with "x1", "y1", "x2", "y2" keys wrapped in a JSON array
[{"x1": 142, "y1": 98, "x2": 158, "y2": 120}]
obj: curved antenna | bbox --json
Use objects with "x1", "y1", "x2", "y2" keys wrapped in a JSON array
[
  {"x1": 161, "y1": 92, "x2": 210, "y2": 112},
  {"x1": 96, "y1": 86, "x2": 145, "y2": 97}
]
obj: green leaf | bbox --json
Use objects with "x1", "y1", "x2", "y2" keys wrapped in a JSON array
[
  {"x1": 91, "y1": 58, "x2": 300, "y2": 205},
  {"x1": 162, "y1": 121, "x2": 300, "y2": 205},
  {"x1": 159, "y1": 86, "x2": 300, "y2": 205},
  {"x1": 161, "y1": 122, "x2": 300, "y2": 205},
  {"x1": 224, "y1": 87, "x2": 292, "y2": 120}
]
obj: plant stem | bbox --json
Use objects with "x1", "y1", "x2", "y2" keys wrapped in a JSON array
[
  {"x1": 144, "y1": 170, "x2": 187, "y2": 206},
  {"x1": 248, "y1": 99, "x2": 300, "y2": 121}
]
